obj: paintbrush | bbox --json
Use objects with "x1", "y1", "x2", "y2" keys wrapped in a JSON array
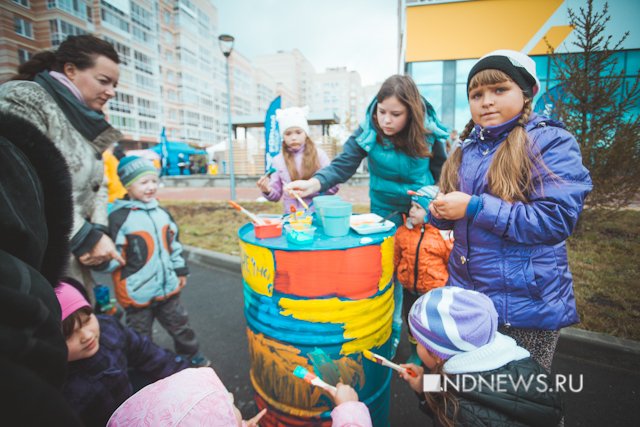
[
  {"x1": 228, "y1": 200, "x2": 266, "y2": 225},
  {"x1": 263, "y1": 166, "x2": 277, "y2": 178},
  {"x1": 378, "y1": 211, "x2": 400, "y2": 223},
  {"x1": 290, "y1": 190, "x2": 309, "y2": 210},
  {"x1": 362, "y1": 350, "x2": 418, "y2": 378},
  {"x1": 293, "y1": 366, "x2": 337, "y2": 393}
]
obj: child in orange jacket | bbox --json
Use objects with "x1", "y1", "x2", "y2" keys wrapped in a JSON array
[{"x1": 394, "y1": 185, "x2": 453, "y2": 364}]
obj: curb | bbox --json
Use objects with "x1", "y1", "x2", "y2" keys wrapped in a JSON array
[{"x1": 183, "y1": 245, "x2": 640, "y2": 370}]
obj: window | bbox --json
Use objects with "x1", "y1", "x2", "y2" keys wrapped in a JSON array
[
  {"x1": 14, "y1": 17, "x2": 33, "y2": 38},
  {"x1": 103, "y1": 36, "x2": 131, "y2": 65},
  {"x1": 101, "y1": 1, "x2": 129, "y2": 33},
  {"x1": 48, "y1": 0, "x2": 91, "y2": 22},
  {"x1": 17, "y1": 49, "x2": 31, "y2": 64},
  {"x1": 12, "y1": 0, "x2": 30, "y2": 7},
  {"x1": 49, "y1": 19, "x2": 88, "y2": 46},
  {"x1": 134, "y1": 51, "x2": 154, "y2": 75}
]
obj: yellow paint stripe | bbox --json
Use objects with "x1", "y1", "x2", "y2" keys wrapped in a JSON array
[
  {"x1": 406, "y1": 0, "x2": 565, "y2": 62},
  {"x1": 378, "y1": 237, "x2": 394, "y2": 291},
  {"x1": 279, "y1": 288, "x2": 393, "y2": 355},
  {"x1": 240, "y1": 241, "x2": 274, "y2": 296},
  {"x1": 529, "y1": 25, "x2": 573, "y2": 55}
]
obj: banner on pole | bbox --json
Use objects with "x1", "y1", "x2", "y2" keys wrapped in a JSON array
[{"x1": 264, "y1": 96, "x2": 281, "y2": 171}]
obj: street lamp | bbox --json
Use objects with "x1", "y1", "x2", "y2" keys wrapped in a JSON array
[{"x1": 218, "y1": 33, "x2": 236, "y2": 200}]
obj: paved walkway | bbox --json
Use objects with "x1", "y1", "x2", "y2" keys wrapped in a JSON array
[{"x1": 158, "y1": 185, "x2": 371, "y2": 204}]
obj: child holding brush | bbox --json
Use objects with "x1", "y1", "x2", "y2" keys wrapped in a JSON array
[
  {"x1": 256, "y1": 106, "x2": 338, "y2": 213},
  {"x1": 399, "y1": 287, "x2": 563, "y2": 427}
]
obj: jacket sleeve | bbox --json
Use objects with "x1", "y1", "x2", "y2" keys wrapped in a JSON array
[
  {"x1": 93, "y1": 208, "x2": 129, "y2": 272},
  {"x1": 430, "y1": 216, "x2": 456, "y2": 230},
  {"x1": 429, "y1": 137, "x2": 447, "y2": 184},
  {"x1": 330, "y1": 402, "x2": 373, "y2": 427},
  {"x1": 472, "y1": 127, "x2": 592, "y2": 245},
  {"x1": 0, "y1": 82, "x2": 103, "y2": 257},
  {"x1": 314, "y1": 130, "x2": 367, "y2": 192},
  {"x1": 121, "y1": 319, "x2": 189, "y2": 379},
  {"x1": 317, "y1": 148, "x2": 340, "y2": 195},
  {"x1": 165, "y1": 210, "x2": 189, "y2": 276},
  {"x1": 264, "y1": 170, "x2": 284, "y2": 201}
]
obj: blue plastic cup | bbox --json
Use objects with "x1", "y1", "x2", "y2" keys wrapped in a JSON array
[
  {"x1": 312, "y1": 195, "x2": 342, "y2": 228},
  {"x1": 322, "y1": 201, "x2": 352, "y2": 237}
]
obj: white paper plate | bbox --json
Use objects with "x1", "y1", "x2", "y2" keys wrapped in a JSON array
[{"x1": 350, "y1": 213, "x2": 395, "y2": 235}]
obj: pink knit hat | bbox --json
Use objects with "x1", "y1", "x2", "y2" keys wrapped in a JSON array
[
  {"x1": 108, "y1": 368, "x2": 243, "y2": 426},
  {"x1": 54, "y1": 282, "x2": 90, "y2": 321}
]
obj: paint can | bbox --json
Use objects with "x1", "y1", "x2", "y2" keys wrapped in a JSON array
[{"x1": 238, "y1": 223, "x2": 396, "y2": 426}]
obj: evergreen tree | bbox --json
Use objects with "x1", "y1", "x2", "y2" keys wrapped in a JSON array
[{"x1": 546, "y1": 0, "x2": 640, "y2": 210}]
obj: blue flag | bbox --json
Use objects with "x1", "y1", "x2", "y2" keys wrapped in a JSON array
[
  {"x1": 264, "y1": 96, "x2": 281, "y2": 171},
  {"x1": 160, "y1": 127, "x2": 169, "y2": 175}
]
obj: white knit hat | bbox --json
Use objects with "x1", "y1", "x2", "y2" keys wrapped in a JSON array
[
  {"x1": 276, "y1": 106, "x2": 310, "y2": 134},
  {"x1": 468, "y1": 49, "x2": 540, "y2": 98}
]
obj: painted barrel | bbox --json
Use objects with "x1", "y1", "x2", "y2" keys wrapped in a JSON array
[{"x1": 238, "y1": 219, "x2": 396, "y2": 427}]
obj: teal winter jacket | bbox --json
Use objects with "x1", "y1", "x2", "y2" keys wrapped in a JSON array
[
  {"x1": 97, "y1": 198, "x2": 188, "y2": 308},
  {"x1": 315, "y1": 97, "x2": 448, "y2": 224}
]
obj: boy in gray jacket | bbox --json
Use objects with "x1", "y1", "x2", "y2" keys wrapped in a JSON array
[{"x1": 97, "y1": 156, "x2": 210, "y2": 368}]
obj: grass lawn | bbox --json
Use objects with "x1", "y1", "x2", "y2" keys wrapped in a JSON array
[{"x1": 164, "y1": 201, "x2": 640, "y2": 341}]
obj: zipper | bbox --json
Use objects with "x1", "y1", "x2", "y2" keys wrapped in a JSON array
[
  {"x1": 145, "y1": 209, "x2": 168, "y2": 297},
  {"x1": 413, "y1": 225, "x2": 425, "y2": 294}
]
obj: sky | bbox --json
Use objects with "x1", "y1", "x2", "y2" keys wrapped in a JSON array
[{"x1": 211, "y1": 0, "x2": 400, "y2": 86}]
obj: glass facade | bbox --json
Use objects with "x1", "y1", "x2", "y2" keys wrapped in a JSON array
[{"x1": 407, "y1": 49, "x2": 640, "y2": 132}]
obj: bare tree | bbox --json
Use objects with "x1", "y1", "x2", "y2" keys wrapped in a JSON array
[{"x1": 546, "y1": 0, "x2": 640, "y2": 210}]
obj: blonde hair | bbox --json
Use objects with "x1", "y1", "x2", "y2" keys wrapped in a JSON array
[
  {"x1": 440, "y1": 69, "x2": 547, "y2": 203},
  {"x1": 282, "y1": 136, "x2": 320, "y2": 180}
]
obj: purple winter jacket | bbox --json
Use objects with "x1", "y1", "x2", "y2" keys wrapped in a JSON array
[
  {"x1": 263, "y1": 144, "x2": 339, "y2": 213},
  {"x1": 432, "y1": 113, "x2": 592, "y2": 330}
]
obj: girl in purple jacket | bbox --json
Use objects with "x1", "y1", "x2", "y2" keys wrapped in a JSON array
[
  {"x1": 429, "y1": 50, "x2": 592, "y2": 372},
  {"x1": 256, "y1": 106, "x2": 338, "y2": 213}
]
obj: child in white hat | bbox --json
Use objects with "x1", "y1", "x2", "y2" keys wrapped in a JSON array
[{"x1": 256, "y1": 106, "x2": 338, "y2": 213}]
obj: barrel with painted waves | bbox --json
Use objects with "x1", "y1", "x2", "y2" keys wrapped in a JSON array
[{"x1": 238, "y1": 222, "x2": 396, "y2": 427}]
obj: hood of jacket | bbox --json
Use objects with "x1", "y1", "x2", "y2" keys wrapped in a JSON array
[{"x1": 356, "y1": 95, "x2": 449, "y2": 152}]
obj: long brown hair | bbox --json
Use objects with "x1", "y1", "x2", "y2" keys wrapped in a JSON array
[
  {"x1": 373, "y1": 75, "x2": 431, "y2": 158},
  {"x1": 425, "y1": 360, "x2": 459, "y2": 427},
  {"x1": 12, "y1": 34, "x2": 119, "y2": 81},
  {"x1": 440, "y1": 69, "x2": 547, "y2": 203},
  {"x1": 283, "y1": 136, "x2": 320, "y2": 180}
]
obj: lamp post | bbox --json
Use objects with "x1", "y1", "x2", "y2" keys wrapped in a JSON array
[{"x1": 218, "y1": 34, "x2": 236, "y2": 200}]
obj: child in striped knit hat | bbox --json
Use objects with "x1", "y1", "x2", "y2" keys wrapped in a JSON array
[{"x1": 399, "y1": 287, "x2": 563, "y2": 427}]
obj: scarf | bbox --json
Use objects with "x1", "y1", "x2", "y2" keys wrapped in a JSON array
[{"x1": 34, "y1": 71, "x2": 111, "y2": 141}]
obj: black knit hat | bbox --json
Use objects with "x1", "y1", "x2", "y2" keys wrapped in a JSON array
[{"x1": 467, "y1": 50, "x2": 540, "y2": 98}]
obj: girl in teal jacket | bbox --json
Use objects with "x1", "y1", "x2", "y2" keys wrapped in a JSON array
[{"x1": 285, "y1": 74, "x2": 448, "y2": 226}]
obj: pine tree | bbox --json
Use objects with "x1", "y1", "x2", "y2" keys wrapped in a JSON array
[{"x1": 546, "y1": 0, "x2": 640, "y2": 210}]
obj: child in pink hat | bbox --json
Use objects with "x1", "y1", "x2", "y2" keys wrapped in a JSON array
[
  {"x1": 55, "y1": 279, "x2": 190, "y2": 426},
  {"x1": 108, "y1": 368, "x2": 372, "y2": 427}
]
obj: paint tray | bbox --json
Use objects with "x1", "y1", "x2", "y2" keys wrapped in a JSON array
[
  {"x1": 254, "y1": 218, "x2": 283, "y2": 239},
  {"x1": 284, "y1": 225, "x2": 316, "y2": 245},
  {"x1": 350, "y1": 214, "x2": 395, "y2": 235}
]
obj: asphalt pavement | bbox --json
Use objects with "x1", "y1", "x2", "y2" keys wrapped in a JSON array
[{"x1": 95, "y1": 260, "x2": 639, "y2": 426}]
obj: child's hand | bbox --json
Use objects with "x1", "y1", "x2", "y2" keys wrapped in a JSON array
[
  {"x1": 178, "y1": 276, "x2": 187, "y2": 287},
  {"x1": 256, "y1": 175, "x2": 272, "y2": 194},
  {"x1": 285, "y1": 178, "x2": 321, "y2": 198},
  {"x1": 430, "y1": 191, "x2": 471, "y2": 220},
  {"x1": 400, "y1": 363, "x2": 424, "y2": 393},
  {"x1": 245, "y1": 408, "x2": 267, "y2": 426},
  {"x1": 328, "y1": 382, "x2": 359, "y2": 405}
]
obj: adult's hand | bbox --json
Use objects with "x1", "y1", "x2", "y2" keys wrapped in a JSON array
[
  {"x1": 78, "y1": 234, "x2": 125, "y2": 266},
  {"x1": 256, "y1": 175, "x2": 272, "y2": 194},
  {"x1": 430, "y1": 191, "x2": 471, "y2": 220},
  {"x1": 284, "y1": 178, "x2": 321, "y2": 198}
]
